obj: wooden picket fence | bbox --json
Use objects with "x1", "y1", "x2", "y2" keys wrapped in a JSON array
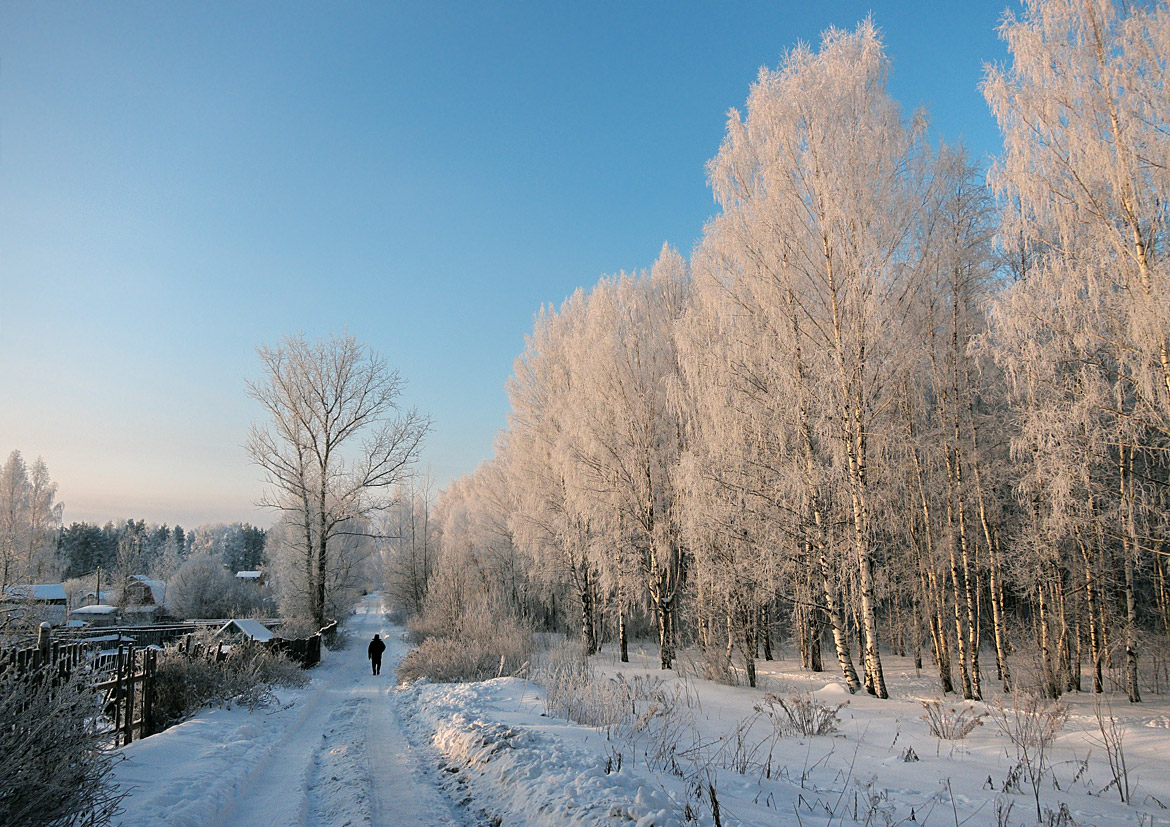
[
  {"x1": 0, "y1": 624, "x2": 89, "y2": 676},
  {"x1": 2, "y1": 618, "x2": 333, "y2": 747}
]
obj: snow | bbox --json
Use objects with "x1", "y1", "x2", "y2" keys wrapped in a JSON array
[
  {"x1": 216, "y1": 619, "x2": 275, "y2": 642},
  {"x1": 113, "y1": 595, "x2": 465, "y2": 827},
  {"x1": 113, "y1": 601, "x2": 1170, "y2": 826}
]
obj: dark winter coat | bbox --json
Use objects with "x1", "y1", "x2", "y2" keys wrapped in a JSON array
[{"x1": 368, "y1": 637, "x2": 386, "y2": 660}]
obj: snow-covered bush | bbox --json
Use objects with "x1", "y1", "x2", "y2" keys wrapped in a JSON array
[
  {"x1": 152, "y1": 641, "x2": 307, "y2": 728},
  {"x1": 0, "y1": 666, "x2": 126, "y2": 826},
  {"x1": 398, "y1": 598, "x2": 532, "y2": 684},
  {"x1": 534, "y1": 639, "x2": 629, "y2": 727}
]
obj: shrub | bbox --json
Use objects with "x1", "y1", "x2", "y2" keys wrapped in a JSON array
[
  {"x1": 989, "y1": 692, "x2": 1068, "y2": 823},
  {"x1": 397, "y1": 605, "x2": 532, "y2": 684},
  {"x1": 921, "y1": 699, "x2": 987, "y2": 739},
  {"x1": 0, "y1": 666, "x2": 126, "y2": 826},
  {"x1": 534, "y1": 639, "x2": 628, "y2": 727},
  {"x1": 153, "y1": 642, "x2": 308, "y2": 728},
  {"x1": 757, "y1": 691, "x2": 845, "y2": 737}
]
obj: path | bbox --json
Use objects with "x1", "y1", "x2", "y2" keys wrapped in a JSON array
[
  {"x1": 113, "y1": 594, "x2": 469, "y2": 827},
  {"x1": 213, "y1": 595, "x2": 464, "y2": 827}
]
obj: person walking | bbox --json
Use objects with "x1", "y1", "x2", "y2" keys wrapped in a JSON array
[{"x1": 368, "y1": 633, "x2": 386, "y2": 675}]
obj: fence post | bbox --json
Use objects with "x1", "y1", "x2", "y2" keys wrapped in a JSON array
[
  {"x1": 142, "y1": 649, "x2": 155, "y2": 738},
  {"x1": 112, "y1": 646, "x2": 124, "y2": 747},
  {"x1": 36, "y1": 623, "x2": 51, "y2": 669},
  {"x1": 124, "y1": 648, "x2": 135, "y2": 745}
]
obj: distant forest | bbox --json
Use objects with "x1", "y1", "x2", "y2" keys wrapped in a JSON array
[{"x1": 57, "y1": 520, "x2": 266, "y2": 581}]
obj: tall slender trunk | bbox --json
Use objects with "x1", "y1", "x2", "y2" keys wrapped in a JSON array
[
  {"x1": 826, "y1": 244, "x2": 885, "y2": 699},
  {"x1": 580, "y1": 560, "x2": 597, "y2": 656},
  {"x1": 1120, "y1": 445, "x2": 1141, "y2": 703},
  {"x1": 316, "y1": 479, "x2": 329, "y2": 628},
  {"x1": 1078, "y1": 526, "x2": 1104, "y2": 693},
  {"x1": 618, "y1": 598, "x2": 629, "y2": 663},
  {"x1": 1037, "y1": 581, "x2": 1059, "y2": 699},
  {"x1": 761, "y1": 602, "x2": 773, "y2": 661},
  {"x1": 787, "y1": 280, "x2": 859, "y2": 691},
  {"x1": 905, "y1": 398, "x2": 953, "y2": 693},
  {"x1": 971, "y1": 435, "x2": 1010, "y2": 691},
  {"x1": 820, "y1": 548, "x2": 862, "y2": 692},
  {"x1": 1156, "y1": 545, "x2": 1170, "y2": 637}
]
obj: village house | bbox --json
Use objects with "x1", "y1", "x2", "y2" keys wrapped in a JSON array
[{"x1": 1, "y1": 583, "x2": 68, "y2": 626}]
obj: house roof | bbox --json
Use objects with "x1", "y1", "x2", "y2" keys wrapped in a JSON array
[
  {"x1": 3, "y1": 584, "x2": 67, "y2": 602},
  {"x1": 216, "y1": 619, "x2": 274, "y2": 642},
  {"x1": 129, "y1": 575, "x2": 166, "y2": 603},
  {"x1": 72, "y1": 604, "x2": 118, "y2": 615},
  {"x1": 236, "y1": 570, "x2": 262, "y2": 579}
]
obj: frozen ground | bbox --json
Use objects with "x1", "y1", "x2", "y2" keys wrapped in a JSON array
[{"x1": 113, "y1": 603, "x2": 1170, "y2": 825}]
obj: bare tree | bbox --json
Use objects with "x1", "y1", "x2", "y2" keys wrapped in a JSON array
[
  {"x1": 381, "y1": 475, "x2": 437, "y2": 619},
  {"x1": 247, "y1": 332, "x2": 429, "y2": 627}
]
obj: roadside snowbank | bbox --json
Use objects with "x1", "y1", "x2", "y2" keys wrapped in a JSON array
[
  {"x1": 399, "y1": 678, "x2": 689, "y2": 826},
  {"x1": 398, "y1": 646, "x2": 1170, "y2": 826}
]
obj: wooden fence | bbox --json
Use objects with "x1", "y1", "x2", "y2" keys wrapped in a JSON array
[
  {"x1": 0, "y1": 625, "x2": 157, "y2": 746},
  {"x1": 2, "y1": 619, "x2": 333, "y2": 747},
  {"x1": 93, "y1": 645, "x2": 158, "y2": 747},
  {"x1": 1, "y1": 623, "x2": 91, "y2": 676}
]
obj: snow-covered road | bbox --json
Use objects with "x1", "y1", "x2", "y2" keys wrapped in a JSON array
[{"x1": 113, "y1": 595, "x2": 468, "y2": 827}]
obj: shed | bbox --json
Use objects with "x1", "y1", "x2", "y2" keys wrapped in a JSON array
[
  {"x1": 69, "y1": 604, "x2": 119, "y2": 628},
  {"x1": 125, "y1": 575, "x2": 166, "y2": 607},
  {"x1": 216, "y1": 619, "x2": 275, "y2": 642}
]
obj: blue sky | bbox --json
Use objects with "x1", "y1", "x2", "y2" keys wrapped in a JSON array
[{"x1": 0, "y1": 2, "x2": 1011, "y2": 527}]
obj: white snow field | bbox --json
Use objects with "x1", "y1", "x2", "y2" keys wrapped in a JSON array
[{"x1": 113, "y1": 597, "x2": 1170, "y2": 826}]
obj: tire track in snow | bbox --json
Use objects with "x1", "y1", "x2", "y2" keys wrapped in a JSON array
[
  {"x1": 305, "y1": 697, "x2": 374, "y2": 826},
  {"x1": 205, "y1": 596, "x2": 472, "y2": 827}
]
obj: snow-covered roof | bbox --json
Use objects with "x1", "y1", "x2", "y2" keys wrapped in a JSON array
[
  {"x1": 216, "y1": 619, "x2": 274, "y2": 642},
  {"x1": 129, "y1": 575, "x2": 166, "y2": 604},
  {"x1": 3, "y1": 584, "x2": 67, "y2": 602},
  {"x1": 71, "y1": 604, "x2": 118, "y2": 615},
  {"x1": 236, "y1": 570, "x2": 262, "y2": 579}
]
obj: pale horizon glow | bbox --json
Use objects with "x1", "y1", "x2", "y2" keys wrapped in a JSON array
[{"x1": 0, "y1": 2, "x2": 1010, "y2": 528}]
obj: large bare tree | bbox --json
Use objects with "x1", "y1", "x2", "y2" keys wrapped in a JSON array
[{"x1": 247, "y1": 332, "x2": 429, "y2": 627}]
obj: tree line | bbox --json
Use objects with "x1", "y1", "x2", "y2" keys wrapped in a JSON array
[{"x1": 389, "y1": 1, "x2": 1170, "y2": 703}]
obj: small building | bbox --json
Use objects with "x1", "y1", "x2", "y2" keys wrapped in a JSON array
[
  {"x1": 215, "y1": 618, "x2": 275, "y2": 643},
  {"x1": 69, "y1": 604, "x2": 119, "y2": 628},
  {"x1": 2, "y1": 583, "x2": 68, "y2": 626},
  {"x1": 79, "y1": 589, "x2": 117, "y2": 608},
  {"x1": 235, "y1": 570, "x2": 266, "y2": 586},
  {"x1": 124, "y1": 575, "x2": 166, "y2": 607}
]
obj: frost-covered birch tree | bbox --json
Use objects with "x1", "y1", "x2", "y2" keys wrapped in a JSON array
[
  {"x1": 700, "y1": 20, "x2": 932, "y2": 698},
  {"x1": 0, "y1": 451, "x2": 63, "y2": 588},
  {"x1": 506, "y1": 294, "x2": 601, "y2": 653},
  {"x1": 984, "y1": 0, "x2": 1170, "y2": 702},
  {"x1": 569, "y1": 247, "x2": 690, "y2": 669}
]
